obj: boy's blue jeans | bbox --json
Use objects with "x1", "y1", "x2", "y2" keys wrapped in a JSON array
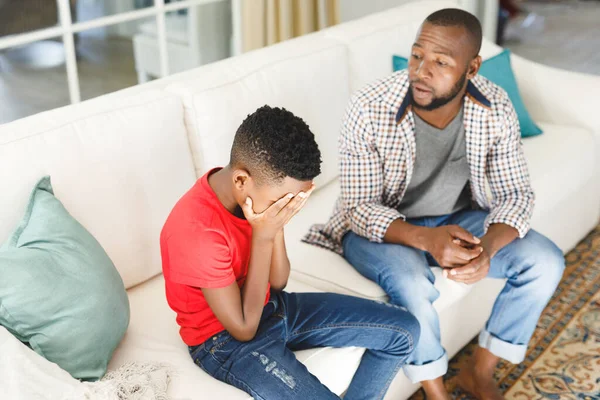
[
  {"x1": 343, "y1": 209, "x2": 565, "y2": 383},
  {"x1": 189, "y1": 290, "x2": 420, "y2": 400}
]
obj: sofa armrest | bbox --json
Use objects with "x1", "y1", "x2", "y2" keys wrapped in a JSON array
[{"x1": 511, "y1": 54, "x2": 600, "y2": 135}]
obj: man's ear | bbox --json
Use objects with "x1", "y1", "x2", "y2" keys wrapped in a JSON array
[{"x1": 467, "y1": 55, "x2": 482, "y2": 79}]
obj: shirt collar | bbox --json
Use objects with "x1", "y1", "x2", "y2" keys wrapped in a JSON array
[{"x1": 395, "y1": 79, "x2": 491, "y2": 124}]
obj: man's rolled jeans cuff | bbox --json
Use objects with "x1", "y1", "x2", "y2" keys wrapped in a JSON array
[
  {"x1": 479, "y1": 330, "x2": 527, "y2": 364},
  {"x1": 403, "y1": 352, "x2": 448, "y2": 383}
]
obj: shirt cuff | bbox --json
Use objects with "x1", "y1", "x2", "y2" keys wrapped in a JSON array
[
  {"x1": 368, "y1": 206, "x2": 404, "y2": 243},
  {"x1": 485, "y1": 211, "x2": 531, "y2": 239}
]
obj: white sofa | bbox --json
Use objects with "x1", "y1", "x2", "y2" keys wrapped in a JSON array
[{"x1": 1, "y1": 1, "x2": 599, "y2": 399}]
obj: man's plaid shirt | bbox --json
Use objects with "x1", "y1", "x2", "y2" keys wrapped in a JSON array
[{"x1": 303, "y1": 70, "x2": 535, "y2": 255}]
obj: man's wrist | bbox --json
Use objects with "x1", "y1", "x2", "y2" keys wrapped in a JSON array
[
  {"x1": 480, "y1": 223, "x2": 519, "y2": 258},
  {"x1": 480, "y1": 233, "x2": 507, "y2": 259},
  {"x1": 384, "y1": 219, "x2": 431, "y2": 251},
  {"x1": 411, "y1": 225, "x2": 431, "y2": 252},
  {"x1": 479, "y1": 238, "x2": 495, "y2": 257}
]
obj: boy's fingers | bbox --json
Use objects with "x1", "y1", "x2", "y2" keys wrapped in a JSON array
[
  {"x1": 296, "y1": 191, "x2": 310, "y2": 205},
  {"x1": 293, "y1": 195, "x2": 310, "y2": 215},
  {"x1": 273, "y1": 186, "x2": 315, "y2": 220},
  {"x1": 269, "y1": 193, "x2": 294, "y2": 216},
  {"x1": 282, "y1": 197, "x2": 308, "y2": 225},
  {"x1": 290, "y1": 193, "x2": 306, "y2": 207},
  {"x1": 276, "y1": 194, "x2": 303, "y2": 220},
  {"x1": 283, "y1": 189, "x2": 314, "y2": 222},
  {"x1": 242, "y1": 197, "x2": 255, "y2": 217}
]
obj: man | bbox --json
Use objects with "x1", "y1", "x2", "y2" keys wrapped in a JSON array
[
  {"x1": 304, "y1": 9, "x2": 565, "y2": 400},
  {"x1": 160, "y1": 105, "x2": 420, "y2": 400}
]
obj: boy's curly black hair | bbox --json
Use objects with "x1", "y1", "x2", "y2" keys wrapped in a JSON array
[{"x1": 230, "y1": 105, "x2": 322, "y2": 184}]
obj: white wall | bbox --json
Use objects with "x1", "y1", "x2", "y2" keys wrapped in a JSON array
[
  {"x1": 339, "y1": 0, "x2": 498, "y2": 42},
  {"x1": 339, "y1": 0, "x2": 417, "y2": 23}
]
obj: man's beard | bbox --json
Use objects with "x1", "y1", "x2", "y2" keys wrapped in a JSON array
[{"x1": 410, "y1": 70, "x2": 468, "y2": 111}]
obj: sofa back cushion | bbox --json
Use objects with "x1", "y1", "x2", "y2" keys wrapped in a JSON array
[
  {"x1": 0, "y1": 90, "x2": 197, "y2": 289},
  {"x1": 166, "y1": 32, "x2": 350, "y2": 190}
]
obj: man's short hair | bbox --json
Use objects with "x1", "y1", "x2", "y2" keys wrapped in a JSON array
[
  {"x1": 425, "y1": 8, "x2": 483, "y2": 57},
  {"x1": 230, "y1": 105, "x2": 322, "y2": 184}
]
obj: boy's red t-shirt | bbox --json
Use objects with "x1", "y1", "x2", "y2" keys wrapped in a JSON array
[{"x1": 160, "y1": 168, "x2": 270, "y2": 346}]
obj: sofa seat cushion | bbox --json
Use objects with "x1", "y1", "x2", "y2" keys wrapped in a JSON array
[
  {"x1": 108, "y1": 275, "x2": 365, "y2": 399},
  {"x1": 523, "y1": 122, "x2": 598, "y2": 251},
  {"x1": 525, "y1": 122, "x2": 596, "y2": 225}
]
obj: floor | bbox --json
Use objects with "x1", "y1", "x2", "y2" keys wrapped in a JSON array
[
  {"x1": 0, "y1": 0, "x2": 599, "y2": 125},
  {"x1": 0, "y1": 34, "x2": 139, "y2": 125},
  {"x1": 504, "y1": 0, "x2": 600, "y2": 75},
  {"x1": 410, "y1": 224, "x2": 600, "y2": 399}
]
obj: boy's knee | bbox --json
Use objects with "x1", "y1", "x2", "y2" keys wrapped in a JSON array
[{"x1": 388, "y1": 309, "x2": 421, "y2": 357}]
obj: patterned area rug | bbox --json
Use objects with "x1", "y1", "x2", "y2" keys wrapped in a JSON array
[{"x1": 410, "y1": 225, "x2": 600, "y2": 399}]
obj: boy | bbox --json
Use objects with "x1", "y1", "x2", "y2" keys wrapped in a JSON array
[{"x1": 160, "y1": 105, "x2": 420, "y2": 400}]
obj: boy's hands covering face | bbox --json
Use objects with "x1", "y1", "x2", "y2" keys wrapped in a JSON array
[{"x1": 242, "y1": 184, "x2": 315, "y2": 241}]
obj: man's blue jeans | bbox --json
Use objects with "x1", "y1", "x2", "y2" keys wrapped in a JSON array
[
  {"x1": 189, "y1": 290, "x2": 420, "y2": 400},
  {"x1": 343, "y1": 209, "x2": 565, "y2": 383}
]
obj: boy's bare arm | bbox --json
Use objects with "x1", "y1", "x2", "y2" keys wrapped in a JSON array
[
  {"x1": 269, "y1": 230, "x2": 290, "y2": 291},
  {"x1": 269, "y1": 185, "x2": 314, "y2": 291},
  {"x1": 202, "y1": 234, "x2": 274, "y2": 342}
]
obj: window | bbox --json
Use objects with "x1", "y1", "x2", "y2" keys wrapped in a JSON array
[{"x1": 0, "y1": 0, "x2": 232, "y2": 124}]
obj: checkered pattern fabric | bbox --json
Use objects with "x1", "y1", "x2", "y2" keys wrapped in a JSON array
[{"x1": 303, "y1": 70, "x2": 534, "y2": 254}]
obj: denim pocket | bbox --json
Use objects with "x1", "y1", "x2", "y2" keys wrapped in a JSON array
[
  {"x1": 189, "y1": 343, "x2": 211, "y2": 372},
  {"x1": 188, "y1": 343, "x2": 205, "y2": 360},
  {"x1": 208, "y1": 332, "x2": 241, "y2": 363}
]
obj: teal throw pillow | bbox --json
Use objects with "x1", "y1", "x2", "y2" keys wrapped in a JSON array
[
  {"x1": 0, "y1": 176, "x2": 130, "y2": 381},
  {"x1": 393, "y1": 49, "x2": 543, "y2": 137},
  {"x1": 392, "y1": 54, "x2": 409, "y2": 73}
]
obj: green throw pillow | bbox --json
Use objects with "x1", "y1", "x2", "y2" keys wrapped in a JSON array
[
  {"x1": 0, "y1": 176, "x2": 130, "y2": 381},
  {"x1": 393, "y1": 49, "x2": 543, "y2": 137}
]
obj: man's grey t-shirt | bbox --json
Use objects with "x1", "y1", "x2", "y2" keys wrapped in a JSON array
[{"x1": 398, "y1": 108, "x2": 471, "y2": 219}]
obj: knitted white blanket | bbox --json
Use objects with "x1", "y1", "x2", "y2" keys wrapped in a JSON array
[{"x1": 0, "y1": 326, "x2": 173, "y2": 400}]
